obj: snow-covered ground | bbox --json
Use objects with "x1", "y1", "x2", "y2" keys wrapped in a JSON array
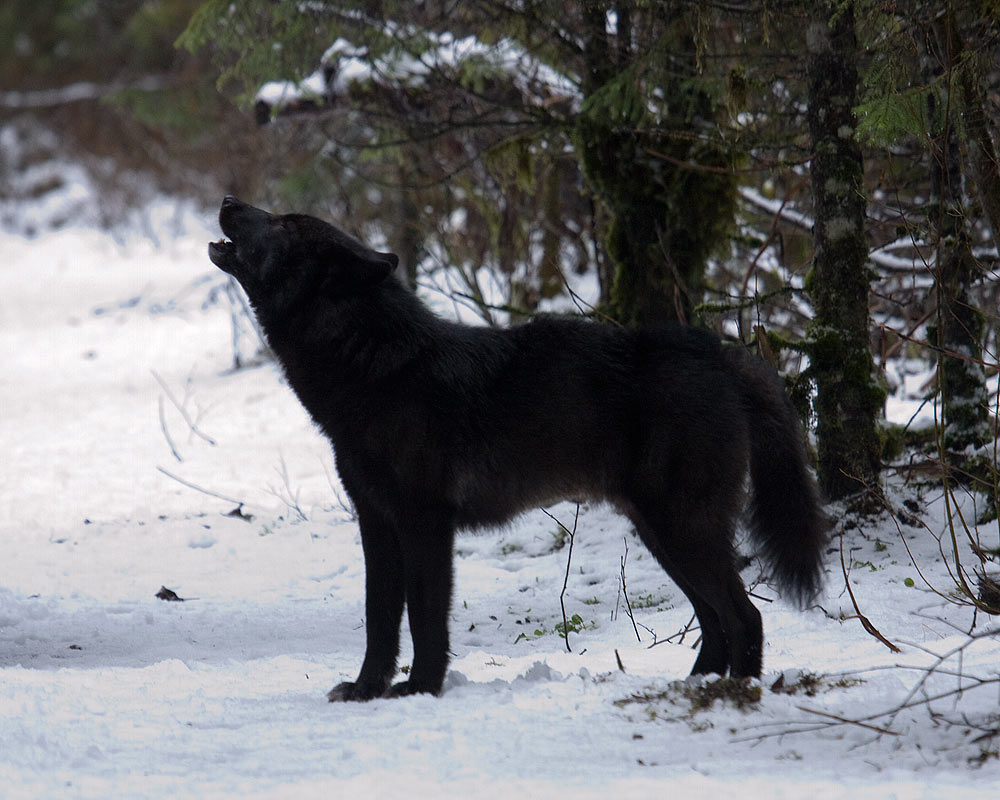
[{"x1": 1, "y1": 199, "x2": 999, "y2": 799}]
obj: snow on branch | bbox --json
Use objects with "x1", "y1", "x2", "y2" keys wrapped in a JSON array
[
  {"x1": 739, "y1": 186, "x2": 946, "y2": 274},
  {"x1": 254, "y1": 26, "x2": 580, "y2": 122},
  {"x1": 738, "y1": 186, "x2": 813, "y2": 232}
]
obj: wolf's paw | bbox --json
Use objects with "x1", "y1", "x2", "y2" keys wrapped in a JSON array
[
  {"x1": 387, "y1": 679, "x2": 442, "y2": 698},
  {"x1": 326, "y1": 680, "x2": 387, "y2": 702}
]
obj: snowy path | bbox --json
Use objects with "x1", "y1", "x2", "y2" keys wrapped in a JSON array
[{"x1": 1, "y1": 216, "x2": 999, "y2": 798}]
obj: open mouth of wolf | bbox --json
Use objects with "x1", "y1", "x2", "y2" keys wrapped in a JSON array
[{"x1": 208, "y1": 238, "x2": 237, "y2": 270}]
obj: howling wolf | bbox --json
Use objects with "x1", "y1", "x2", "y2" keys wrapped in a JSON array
[{"x1": 209, "y1": 196, "x2": 825, "y2": 701}]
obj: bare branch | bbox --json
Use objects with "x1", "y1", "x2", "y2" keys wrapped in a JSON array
[
  {"x1": 150, "y1": 370, "x2": 217, "y2": 447},
  {"x1": 0, "y1": 76, "x2": 170, "y2": 109}
]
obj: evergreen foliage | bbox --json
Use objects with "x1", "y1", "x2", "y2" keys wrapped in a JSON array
[{"x1": 178, "y1": 1, "x2": 743, "y2": 323}]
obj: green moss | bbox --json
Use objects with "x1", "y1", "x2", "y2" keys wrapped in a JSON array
[
  {"x1": 575, "y1": 47, "x2": 738, "y2": 327},
  {"x1": 879, "y1": 423, "x2": 907, "y2": 463},
  {"x1": 805, "y1": 32, "x2": 883, "y2": 500},
  {"x1": 805, "y1": 321, "x2": 883, "y2": 498}
]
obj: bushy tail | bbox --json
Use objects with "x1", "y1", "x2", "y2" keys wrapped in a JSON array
[{"x1": 724, "y1": 347, "x2": 827, "y2": 607}]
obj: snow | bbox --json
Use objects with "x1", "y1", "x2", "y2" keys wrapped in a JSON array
[
  {"x1": 2, "y1": 196, "x2": 999, "y2": 799},
  {"x1": 256, "y1": 28, "x2": 580, "y2": 115}
]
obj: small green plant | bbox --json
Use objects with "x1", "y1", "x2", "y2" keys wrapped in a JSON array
[
  {"x1": 514, "y1": 614, "x2": 594, "y2": 642},
  {"x1": 549, "y1": 526, "x2": 568, "y2": 551},
  {"x1": 554, "y1": 613, "x2": 585, "y2": 638},
  {"x1": 629, "y1": 592, "x2": 670, "y2": 610},
  {"x1": 771, "y1": 671, "x2": 822, "y2": 697}
]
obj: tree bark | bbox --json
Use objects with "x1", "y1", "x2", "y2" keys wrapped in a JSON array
[
  {"x1": 575, "y1": 3, "x2": 736, "y2": 326},
  {"x1": 806, "y1": 2, "x2": 883, "y2": 500}
]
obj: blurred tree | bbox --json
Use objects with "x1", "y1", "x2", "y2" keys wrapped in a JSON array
[
  {"x1": 922, "y1": 8, "x2": 991, "y2": 453},
  {"x1": 0, "y1": 0, "x2": 269, "y2": 206},
  {"x1": 855, "y1": 1, "x2": 997, "y2": 457},
  {"x1": 180, "y1": 0, "x2": 594, "y2": 312}
]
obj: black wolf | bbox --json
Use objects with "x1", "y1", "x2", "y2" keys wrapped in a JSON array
[{"x1": 209, "y1": 196, "x2": 825, "y2": 701}]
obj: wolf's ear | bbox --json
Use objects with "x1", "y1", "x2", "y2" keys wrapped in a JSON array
[{"x1": 322, "y1": 250, "x2": 398, "y2": 296}]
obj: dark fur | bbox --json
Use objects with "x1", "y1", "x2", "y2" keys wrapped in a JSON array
[{"x1": 209, "y1": 196, "x2": 826, "y2": 701}]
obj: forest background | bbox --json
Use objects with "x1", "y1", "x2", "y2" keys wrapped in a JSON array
[{"x1": 2, "y1": 0, "x2": 999, "y2": 611}]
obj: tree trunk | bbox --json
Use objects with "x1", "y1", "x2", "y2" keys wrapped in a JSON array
[
  {"x1": 925, "y1": 14, "x2": 990, "y2": 452},
  {"x1": 575, "y1": 3, "x2": 736, "y2": 326},
  {"x1": 805, "y1": 2, "x2": 883, "y2": 500}
]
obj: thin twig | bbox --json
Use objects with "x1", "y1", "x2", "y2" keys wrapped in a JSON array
[
  {"x1": 796, "y1": 705, "x2": 900, "y2": 736},
  {"x1": 226, "y1": 277, "x2": 270, "y2": 363},
  {"x1": 150, "y1": 370, "x2": 216, "y2": 446},
  {"x1": 872, "y1": 489, "x2": 961, "y2": 607},
  {"x1": 620, "y1": 537, "x2": 641, "y2": 642},
  {"x1": 663, "y1": 612, "x2": 700, "y2": 648},
  {"x1": 322, "y1": 458, "x2": 358, "y2": 522},
  {"x1": 839, "y1": 527, "x2": 901, "y2": 653},
  {"x1": 158, "y1": 394, "x2": 182, "y2": 462},
  {"x1": 541, "y1": 503, "x2": 580, "y2": 653},
  {"x1": 157, "y1": 465, "x2": 246, "y2": 506},
  {"x1": 268, "y1": 453, "x2": 307, "y2": 521},
  {"x1": 888, "y1": 627, "x2": 1000, "y2": 728},
  {"x1": 736, "y1": 629, "x2": 1000, "y2": 745}
]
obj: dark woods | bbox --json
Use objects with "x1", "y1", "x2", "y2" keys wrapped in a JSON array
[
  {"x1": 179, "y1": 0, "x2": 1000, "y2": 507},
  {"x1": 4, "y1": 1, "x2": 998, "y2": 508}
]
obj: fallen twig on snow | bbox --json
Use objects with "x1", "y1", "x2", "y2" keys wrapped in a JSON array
[
  {"x1": 156, "y1": 465, "x2": 246, "y2": 507},
  {"x1": 734, "y1": 627, "x2": 1000, "y2": 746},
  {"x1": 158, "y1": 394, "x2": 182, "y2": 462},
  {"x1": 151, "y1": 369, "x2": 217, "y2": 447},
  {"x1": 838, "y1": 526, "x2": 901, "y2": 653},
  {"x1": 795, "y1": 705, "x2": 899, "y2": 736}
]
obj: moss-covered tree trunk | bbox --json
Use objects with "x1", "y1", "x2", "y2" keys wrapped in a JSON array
[
  {"x1": 805, "y1": 2, "x2": 883, "y2": 500},
  {"x1": 575, "y1": 3, "x2": 736, "y2": 326}
]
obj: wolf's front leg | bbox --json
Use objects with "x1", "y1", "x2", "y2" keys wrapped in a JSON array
[
  {"x1": 328, "y1": 510, "x2": 405, "y2": 702},
  {"x1": 390, "y1": 518, "x2": 455, "y2": 697}
]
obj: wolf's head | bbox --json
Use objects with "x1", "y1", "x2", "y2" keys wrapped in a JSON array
[{"x1": 208, "y1": 196, "x2": 398, "y2": 306}]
